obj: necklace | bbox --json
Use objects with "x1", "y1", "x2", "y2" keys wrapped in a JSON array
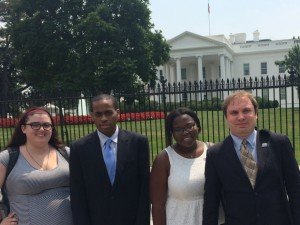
[
  {"x1": 175, "y1": 141, "x2": 199, "y2": 158},
  {"x1": 25, "y1": 145, "x2": 50, "y2": 170}
]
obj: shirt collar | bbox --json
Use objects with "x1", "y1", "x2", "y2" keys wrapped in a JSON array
[
  {"x1": 231, "y1": 130, "x2": 257, "y2": 150},
  {"x1": 97, "y1": 126, "x2": 119, "y2": 148}
]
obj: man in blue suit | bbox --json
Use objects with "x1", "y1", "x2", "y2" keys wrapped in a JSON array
[
  {"x1": 203, "y1": 90, "x2": 300, "y2": 225},
  {"x1": 70, "y1": 94, "x2": 150, "y2": 225}
]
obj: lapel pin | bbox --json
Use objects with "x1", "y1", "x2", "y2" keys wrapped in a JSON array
[{"x1": 261, "y1": 143, "x2": 268, "y2": 147}]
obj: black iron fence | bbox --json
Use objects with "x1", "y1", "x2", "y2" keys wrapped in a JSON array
[{"x1": 1, "y1": 75, "x2": 300, "y2": 162}]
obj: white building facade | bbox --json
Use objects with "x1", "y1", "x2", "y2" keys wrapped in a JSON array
[{"x1": 156, "y1": 31, "x2": 300, "y2": 107}]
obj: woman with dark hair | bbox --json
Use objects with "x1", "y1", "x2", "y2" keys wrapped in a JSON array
[
  {"x1": 150, "y1": 107, "x2": 223, "y2": 225},
  {"x1": 0, "y1": 107, "x2": 73, "y2": 225}
]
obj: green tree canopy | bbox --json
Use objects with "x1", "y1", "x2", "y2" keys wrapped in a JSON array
[
  {"x1": 2, "y1": 0, "x2": 170, "y2": 94},
  {"x1": 276, "y1": 44, "x2": 300, "y2": 98},
  {"x1": 276, "y1": 44, "x2": 300, "y2": 76},
  {"x1": 0, "y1": 0, "x2": 21, "y2": 100}
]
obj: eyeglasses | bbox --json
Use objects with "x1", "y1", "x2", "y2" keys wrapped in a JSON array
[
  {"x1": 173, "y1": 123, "x2": 197, "y2": 134},
  {"x1": 25, "y1": 122, "x2": 53, "y2": 131}
]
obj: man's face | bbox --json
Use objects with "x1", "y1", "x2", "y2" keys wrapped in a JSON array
[
  {"x1": 226, "y1": 96, "x2": 257, "y2": 139},
  {"x1": 91, "y1": 99, "x2": 119, "y2": 137}
]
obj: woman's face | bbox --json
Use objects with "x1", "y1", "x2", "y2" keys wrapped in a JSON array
[
  {"x1": 21, "y1": 113, "x2": 53, "y2": 145},
  {"x1": 172, "y1": 114, "x2": 200, "y2": 148}
]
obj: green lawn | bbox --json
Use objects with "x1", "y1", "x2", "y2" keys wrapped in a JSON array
[{"x1": 1, "y1": 108, "x2": 299, "y2": 164}]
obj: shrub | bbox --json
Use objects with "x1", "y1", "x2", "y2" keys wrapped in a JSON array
[
  {"x1": 0, "y1": 111, "x2": 165, "y2": 128},
  {"x1": 255, "y1": 97, "x2": 279, "y2": 109}
]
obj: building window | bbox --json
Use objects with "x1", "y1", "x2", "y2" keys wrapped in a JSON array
[
  {"x1": 243, "y1": 63, "x2": 250, "y2": 76},
  {"x1": 181, "y1": 68, "x2": 187, "y2": 80},
  {"x1": 202, "y1": 67, "x2": 206, "y2": 79},
  {"x1": 279, "y1": 64, "x2": 285, "y2": 73},
  {"x1": 279, "y1": 87, "x2": 286, "y2": 99},
  {"x1": 261, "y1": 62, "x2": 267, "y2": 75}
]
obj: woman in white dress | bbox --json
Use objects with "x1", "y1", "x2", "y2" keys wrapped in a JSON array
[{"x1": 150, "y1": 107, "x2": 223, "y2": 225}]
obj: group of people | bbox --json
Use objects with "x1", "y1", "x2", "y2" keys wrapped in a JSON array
[{"x1": 0, "y1": 91, "x2": 299, "y2": 225}]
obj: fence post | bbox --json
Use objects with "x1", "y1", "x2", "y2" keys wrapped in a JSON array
[
  {"x1": 288, "y1": 69, "x2": 298, "y2": 153},
  {"x1": 160, "y1": 75, "x2": 168, "y2": 147},
  {"x1": 57, "y1": 83, "x2": 68, "y2": 144}
]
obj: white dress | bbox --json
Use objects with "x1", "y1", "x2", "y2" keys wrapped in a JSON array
[
  {"x1": 165, "y1": 144, "x2": 207, "y2": 225},
  {"x1": 165, "y1": 143, "x2": 224, "y2": 225}
]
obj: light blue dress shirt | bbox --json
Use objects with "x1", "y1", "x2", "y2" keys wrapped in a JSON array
[
  {"x1": 230, "y1": 130, "x2": 257, "y2": 162},
  {"x1": 97, "y1": 126, "x2": 119, "y2": 164}
]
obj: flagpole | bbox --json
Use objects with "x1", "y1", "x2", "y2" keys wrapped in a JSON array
[{"x1": 208, "y1": 0, "x2": 211, "y2": 35}]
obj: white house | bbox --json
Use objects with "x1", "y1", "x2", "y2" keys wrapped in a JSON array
[{"x1": 156, "y1": 30, "x2": 300, "y2": 106}]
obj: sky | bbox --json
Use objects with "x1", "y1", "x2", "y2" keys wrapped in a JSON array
[{"x1": 149, "y1": 0, "x2": 300, "y2": 41}]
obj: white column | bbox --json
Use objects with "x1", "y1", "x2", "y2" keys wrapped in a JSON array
[
  {"x1": 197, "y1": 56, "x2": 203, "y2": 81},
  {"x1": 165, "y1": 64, "x2": 170, "y2": 82},
  {"x1": 170, "y1": 65, "x2": 175, "y2": 84},
  {"x1": 230, "y1": 60, "x2": 233, "y2": 79},
  {"x1": 219, "y1": 54, "x2": 225, "y2": 80},
  {"x1": 227, "y1": 58, "x2": 232, "y2": 80},
  {"x1": 176, "y1": 58, "x2": 181, "y2": 83},
  {"x1": 163, "y1": 65, "x2": 167, "y2": 78},
  {"x1": 225, "y1": 56, "x2": 229, "y2": 80}
]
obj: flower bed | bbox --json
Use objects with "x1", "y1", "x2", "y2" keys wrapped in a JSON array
[{"x1": 0, "y1": 111, "x2": 165, "y2": 128}]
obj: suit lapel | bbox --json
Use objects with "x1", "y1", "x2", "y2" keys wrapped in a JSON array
[
  {"x1": 86, "y1": 132, "x2": 103, "y2": 166},
  {"x1": 113, "y1": 130, "x2": 130, "y2": 188},
  {"x1": 87, "y1": 131, "x2": 112, "y2": 189},
  {"x1": 255, "y1": 130, "x2": 269, "y2": 186},
  {"x1": 223, "y1": 136, "x2": 258, "y2": 188},
  {"x1": 223, "y1": 136, "x2": 249, "y2": 179}
]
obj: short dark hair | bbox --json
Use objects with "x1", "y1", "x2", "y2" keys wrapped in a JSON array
[
  {"x1": 6, "y1": 107, "x2": 64, "y2": 149},
  {"x1": 165, "y1": 107, "x2": 201, "y2": 146},
  {"x1": 90, "y1": 94, "x2": 118, "y2": 112}
]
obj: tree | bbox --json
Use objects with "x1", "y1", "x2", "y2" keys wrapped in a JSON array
[
  {"x1": 0, "y1": 0, "x2": 21, "y2": 100},
  {"x1": 2, "y1": 0, "x2": 170, "y2": 95},
  {"x1": 70, "y1": 0, "x2": 170, "y2": 94},
  {"x1": 5, "y1": 0, "x2": 81, "y2": 94},
  {"x1": 276, "y1": 44, "x2": 300, "y2": 99}
]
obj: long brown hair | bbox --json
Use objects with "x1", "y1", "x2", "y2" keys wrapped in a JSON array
[{"x1": 6, "y1": 107, "x2": 64, "y2": 149}]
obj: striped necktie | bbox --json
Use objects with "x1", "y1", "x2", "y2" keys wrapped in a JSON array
[{"x1": 240, "y1": 139, "x2": 258, "y2": 188}]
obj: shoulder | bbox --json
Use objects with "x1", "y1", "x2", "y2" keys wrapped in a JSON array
[
  {"x1": 151, "y1": 148, "x2": 170, "y2": 172},
  {"x1": 269, "y1": 131, "x2": 289, "y2": 141},
  {"x1": 204, "y1": 141, "x2": 215, "y2": 148},
  {"x1": 57, "y1": 146, "x2": 70, "y2": 159},
  {"x1": 259, "y1": 129, "x2": 290, "y2": 144},
  {"x1": 64, "y1": 146, "x2": 70, "y2": 155},
  {"x1": 0, "y1": 149, "x2": 10, "y2": 167},
  {"x1": 206, "y1": 136, "x2": 232, "y2": 156},
  {"x1": 71, "y1": 132, "x2": 98, "y2": 147},
  {"x1": 206, "y1": 142, "x2": 222, "y2": 155},
  {"x1": 119, "y1": 129, "x2": 148, "y2": 141},
  {"x1": 119, "y1": 129, "x2": 146, "y2": 138}
]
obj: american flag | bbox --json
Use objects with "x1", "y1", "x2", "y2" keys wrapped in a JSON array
[{"x1": 208, "y1": 3, "x2": 210, "y2": 14}]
